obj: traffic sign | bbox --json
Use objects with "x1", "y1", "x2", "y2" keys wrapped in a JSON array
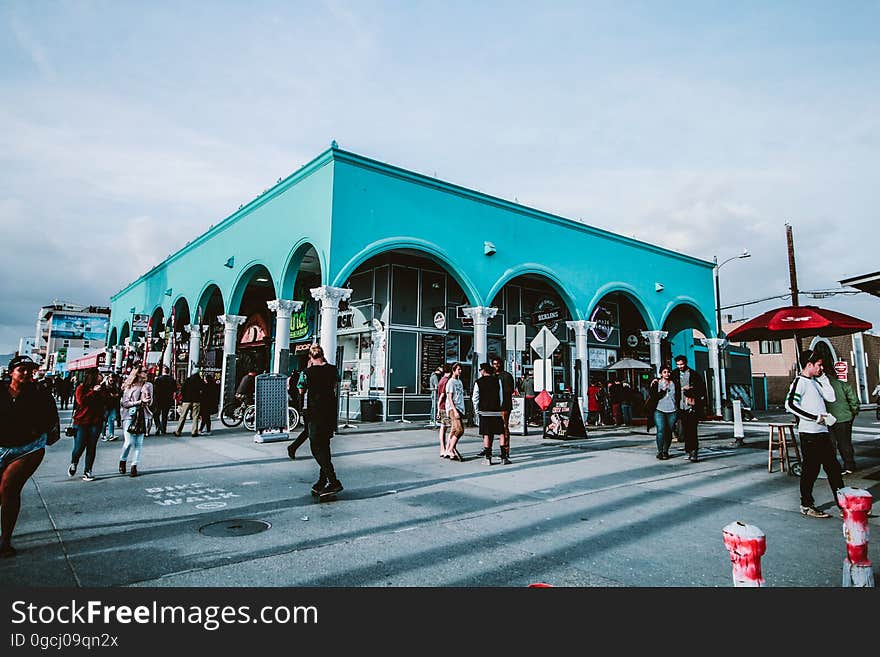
[
  {"x1": 506, "y1": 323, "x2": 526, "y2": 352},
  {"x1": 535, "y1": 389, "x2": 553, "y2": 411},
  {"x1": 533, "y1": 358, "x2": 552, "y2": 392},
  {"x1": 834, "y1": 361, "x2": 848, "y2": 381},
  {"x1": 530, "y1": 325, "x2": 560, "y2": 359}
]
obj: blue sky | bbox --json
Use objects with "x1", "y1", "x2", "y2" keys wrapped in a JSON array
[{"x1": 1, "y1": 1, "x2": 878, "y2": 353}]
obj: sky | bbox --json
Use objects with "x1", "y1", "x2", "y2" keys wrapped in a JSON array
[{"x1": 1, "y1": 0, "x2": 878, "y2": 354}]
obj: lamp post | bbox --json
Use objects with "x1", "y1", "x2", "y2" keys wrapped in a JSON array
[{"x1": 712, "y1": 249, "x2": 751, "y2": 415}]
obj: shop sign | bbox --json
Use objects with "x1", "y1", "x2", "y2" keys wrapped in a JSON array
[
  {"x1": 239, "y1": 314, "x2": 270, "y2": 348},
  {"x1": 337, "y1": 310, "x2": 354, "y2": 330},
  {"x1": 433, "y1": 311, "x2": 446, "y2": 329},
  {"x1": 531, "y1": 298, "x2": 562, "y2": 333},
  {"x1": 290, "y1": 299, "x2": 315, "y2": 342},
  {"x1": 626, "y1": 334, "x2": 639, "y2": 348},
  {"x1": 588, "y1": 302, "x2": 620, "y2": 348},
  {"x1": 834, "y1": 361, "x2": 848, "y2": 381},
  {"x1": 131, "y1": 314, "x2": 150, "y2": 333}
]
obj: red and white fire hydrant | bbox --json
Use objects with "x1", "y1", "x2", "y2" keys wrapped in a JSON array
[
  {"x1": 837, "y1": 487, "x2": 874, "y2": 587},
  {"x1": 722, "y1": 521, "x2": 766, "y2": 587}
]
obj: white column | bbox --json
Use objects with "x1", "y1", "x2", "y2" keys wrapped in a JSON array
[
  {"x1": 701, "y1": 337, "x2": 728, "y2": 418},
  {"x1": 463, "y1": 306, "x2": 498, "y2": 365},
  {"x1": 114, "y1": 346, "x2": 124, "y2": 372},
  {"x1": 852, "y1": 333, "x2": 869, "y2": 404},
  {"x1": 162, "y1": 332, "x2": 173, "y2": 370},
  {"x1": 311, "y1": 286, "x2": 352, "y2": 365},
  {"x1": 267, "y1": 299, "x2": 302, "y2": 374},
  {"x1": 218, "y1": 314, "x2": 246, "y2": 410},
  {"x1": 186, "y1": 325, "x2": 202, "y2": 376},
  {"x1": 640, "y1": 330, "x2": 668, "y2": 375},
  {"x1": 566, "y1": 320, "x2": 597, "y2": 401}
]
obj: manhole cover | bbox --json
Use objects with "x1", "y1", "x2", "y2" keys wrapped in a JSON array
[{"x1": 199, "y1": 519, "x2": 271, "y2": 537}]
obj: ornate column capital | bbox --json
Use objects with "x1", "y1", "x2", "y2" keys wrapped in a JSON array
[
  {"x1": 566, "y1": 320, "x2": 597, "y2": 336},
  {"x1": 267, "y1": 299, "x2": 302, "y2": 318},
  {"x1": 218, "y1": 314, "x2": 247, "y2": 330},
  {"x1": 640, "y1": 330, "x2": 668, "y2": 343},
  {"x1": 700, "y1": 337, "x2": 729, "y2": 350},
  {"x1": 184, "y1": 324, "x2": 201, "y2": 334},
  {"x1": 462, "y1": 306, "x2": 498, "y2": 324},
  {"x1": 310, "y1": 286, "x2": 352, "y2": 310}
]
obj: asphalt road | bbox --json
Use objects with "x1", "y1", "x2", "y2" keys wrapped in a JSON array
[{"x1": 4, "y1": 408, "x2": 879, "y2": 587}]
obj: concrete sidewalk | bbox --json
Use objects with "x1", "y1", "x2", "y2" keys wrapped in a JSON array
[{"x1": 3, "y1": 412, "x2": 879, "y2": 587}]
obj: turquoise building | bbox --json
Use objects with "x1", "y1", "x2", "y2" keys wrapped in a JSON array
[{"x1": 109, "y1": 144, "x2": 721, "y2": 420}]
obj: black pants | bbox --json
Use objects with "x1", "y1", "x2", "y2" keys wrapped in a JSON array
[
  {"x1": 679, "y1": 410, "x2": 699, "y2": 454},
  {"x1": 799, "y1": 432, "x2": 845, "y2": 508},
  {"x1": 155, "y1": 405, "x2": 171, "y2": 434},
  {"x1": 828, "y1": 420, "x2": 856, "y2": 471},
  {"x1": 308, "y1": 416, "x2": 336, "y2": 483}
]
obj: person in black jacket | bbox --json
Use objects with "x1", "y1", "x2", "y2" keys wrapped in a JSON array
[
  {"x1": 297, "y1": 346, "x2": 341, "y2": 498},
  {"x1": 198, "y1": 373, "x2": 220, "y2": 435},
  {"x1": 671, "y1": 355, "x2": 707, "y2": 462},
  {"x1": 0, "y1": 355, "x2": 60, "y2": 558},
  {"x1": 174, "y1": 371, "x2": 205, "y2": 437},
  {"x1": 152, "y1": 366, "x2": 177, "y2": 436}
]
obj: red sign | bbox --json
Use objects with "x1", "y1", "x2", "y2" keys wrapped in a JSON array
[
  {"x1": 535, "y1": 389, "x2": 553, "y2": 411},
  {"x1": 834, "y1": 361, "x2": 848, "y2": 382}
]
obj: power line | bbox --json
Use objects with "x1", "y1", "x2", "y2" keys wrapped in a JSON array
[{"x1": 721, "y1": 289, "x2": 863, "y2": 310}]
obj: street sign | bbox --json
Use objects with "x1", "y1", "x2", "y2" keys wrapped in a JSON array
[
  {"x1": 533, "y1": 358, "x2": 552, "y2": 392},
  {"x1": 530, "y1": 325, "x2": 560, "y2": 359},
  {"x1": 535, "y1": 389, "x2": 553, "y2": 411},
  {"x1": 834, "y1": 361, "x2": 848, "y2": 381},
  {"x1": 506, "y1": 322, "x2": 526, "y2": 352}
]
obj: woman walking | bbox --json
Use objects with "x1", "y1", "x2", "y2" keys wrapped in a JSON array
[
  {"x1": 647, "y1": 365, "x2": 677, "y2": 460},
  {"x1": 119, "y1": 368, "x2": 148, "y2": 477},
  {"x1": 1, "y1": 356, "x2": 60, "y2": 558},
  {"x1": 68, "y1": 369, "x2": 106, "y2": 481}
]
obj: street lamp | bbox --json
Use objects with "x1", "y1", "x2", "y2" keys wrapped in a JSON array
[
  {"x1": 712, "y1": 249, "x2": 750, "y2": 415},
  {"x1": 714, "y1": 249, "x2": 751, "y2": 338}
]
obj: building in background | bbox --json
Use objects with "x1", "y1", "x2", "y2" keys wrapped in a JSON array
[{"x1": 34, "y1": 302, "x2": 111, "y2": 374}]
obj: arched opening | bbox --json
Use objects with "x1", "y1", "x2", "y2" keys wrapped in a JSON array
[
  {"x1": 336, "y1": 248, "x2": 477, "y2": 422},
  {"x1": 284, "y1": 246, "x2": 323, "y2": 377},
  {"x1": 662, "y1": 301, "x2": 726, "y2": 411},
  {"x1": 108, "y1": 327, "x2": 118, "y2": 348},
  {"x1": 490, "y1": 273, "x2": 579, "y2": 404},
  {"x1": 810, "y1": 338, "x2": 839, "y2": 368},
  {"x1": 196, "y1": 284, "x2": 226, "y2": 380},
  {"x1": 169, "y1": 298, "x2": 191, "y2": 381},
  {"x1": 145, "y1": 307, "x2": 166, "y2": 370},
  {"x1": 230, "y1": 265, "x2": 276, "y2": 376}
]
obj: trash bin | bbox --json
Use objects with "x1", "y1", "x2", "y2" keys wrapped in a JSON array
[{"x1": 360, "y1": 398, "x2": 382, "y2": 422}]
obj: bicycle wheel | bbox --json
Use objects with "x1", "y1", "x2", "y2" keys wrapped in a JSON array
[
  {"x1": 288, "y1": 406, "x2": 301, "y2": 429},
  {"x1": 243, "y1": 405, "x2": 256, "y2": 432},
  {"x1": 221, "y1": 401, "x2": 244, "y2": 427}
]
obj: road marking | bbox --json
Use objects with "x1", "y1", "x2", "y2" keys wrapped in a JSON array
[
  {"x1": 145, "y1": 482, "x2": 241, "y2": 508},
  {"x1": 196, "y1": 502, "x2": 228, "y2": 510}
]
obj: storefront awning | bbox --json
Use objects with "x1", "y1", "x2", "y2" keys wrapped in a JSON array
[{"x1": 67, "y1": 349, "x2": 107, "y2": 371}]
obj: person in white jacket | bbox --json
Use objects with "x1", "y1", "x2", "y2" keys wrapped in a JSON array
[{"x1": 784, "y1": 349, "x2": 845, "y2": 518}]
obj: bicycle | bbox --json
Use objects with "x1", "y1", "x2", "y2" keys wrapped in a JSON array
[
  {"x1": 223, "y1": 398, "x2": 301, "y2": 432},
  {"x1": 220, "y1": 396, "x2": 251, "y2": 428}
]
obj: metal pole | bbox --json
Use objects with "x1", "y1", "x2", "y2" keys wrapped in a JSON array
[{"x1": 786, "y1": 223, "x2": 803, "y2": 353}]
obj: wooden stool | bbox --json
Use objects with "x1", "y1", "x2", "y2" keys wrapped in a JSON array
[{"x1": 768, "y1": 423, "x2": 801, "y2": 474}]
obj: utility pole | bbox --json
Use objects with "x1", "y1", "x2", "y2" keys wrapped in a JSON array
[{"x1": 785, "y1": 223, "x2": 803, "y2": 352}]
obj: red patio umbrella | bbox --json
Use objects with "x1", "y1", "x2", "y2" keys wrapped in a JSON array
[{"x1": 726, "y1": 305, "x2": 872, "y2": 343}]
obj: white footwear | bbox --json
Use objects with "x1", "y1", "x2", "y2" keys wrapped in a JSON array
[
  {"x1": 82, "y1": 472, "x2": 95, "y2": 482},
  {"x1": 800, "y1": 505, "x2": 831, "y2": 519},
  {"x1": 67, "y1": 463, "x2": 76, "y2": 477}
]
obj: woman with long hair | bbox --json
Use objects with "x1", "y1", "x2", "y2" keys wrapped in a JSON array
[
  {"x1": 119, "y1": 368, "x2": 148, "y2": 477},
  {"x1": 647, "y1": 365, "x2": 677, "y2": 460},
  {"x1": 1, "y1": 356, "x2": 60, "y2": 558},
  {"x1": 68, "y1": 369, "x2": 106, "y2": 481}
]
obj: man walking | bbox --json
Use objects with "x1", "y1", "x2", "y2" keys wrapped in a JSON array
[
  {"x1": 785, "y1": 349, "x2": 845, "y2": 518},
  {"x1": 153, "y1": 366, "x2": 176, "y2": 436},
  {"x1": 491, "y1": 355, "x2": 515, "y2": 464},
  {"x1": 671, "y1": 355, "x2": 706, "y2": 462},
  {"x1": 473, "y1": 362, "x2": 505, "y2": 465},
  {"x1": 174, "y1": 370, "x2": 204, "y2": 437},
  {"x1": 298, "y1": 345, "x2": 342, "y2": 498},
  {"x1": 825, "y1": 373, "x2": 860, "y2": 475}
]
